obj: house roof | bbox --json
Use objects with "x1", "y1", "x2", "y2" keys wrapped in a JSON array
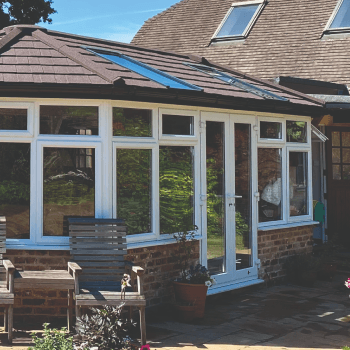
[
  {"x1": 132, "y1": 0, "x2": 350, "y2": 87},
  {"x1": 0, "y1": 24, "x2": 324, "y2": 115}
]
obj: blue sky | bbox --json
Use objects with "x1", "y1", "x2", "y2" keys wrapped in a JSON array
[{"x1": 40, "y1": 0, "x2": 180, "y2": 43}]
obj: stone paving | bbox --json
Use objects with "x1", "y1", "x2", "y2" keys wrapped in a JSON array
[{"x1": 0, "y1": 273, "x2": 349, "y2": 349}]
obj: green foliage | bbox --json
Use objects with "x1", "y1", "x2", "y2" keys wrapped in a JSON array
[
  {"x1": 286, "y1": 121, "x2": 307, "y2": 142},
  {"x1": 75, "y1": 304, "x2": 133, "y2": 350},
  {"x1": 28, "y1": 323, "x2": 73, "y2": 350},
  {"x1": 0, "y1": 0, "x2": 56, "y2": 30},
  {"x1": 113, "y1": 108, "x2": 151, "y2": 137},
  {"x1": 0, "y1": 180, "x2": 29, "y2": 204}
]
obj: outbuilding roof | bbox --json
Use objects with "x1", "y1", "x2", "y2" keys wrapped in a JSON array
[{"x1": 0, "y1": 24, "x2": 324, "y2": 115}]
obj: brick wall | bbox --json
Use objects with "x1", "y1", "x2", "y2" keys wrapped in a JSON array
[
  {"x1": 258, "y1": 225, "x2": 314, "y2": 280},
  {"x1": 3, "y1": 241, "x2": 199, "y2": 324}
]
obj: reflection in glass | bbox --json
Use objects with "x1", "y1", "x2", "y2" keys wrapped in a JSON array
[
  {"x1": 40, "y1": 106, "x2": 98, "y2": 135},
  {"x1": 343, "y1": 132, "x2": 350, "y2": 147},
  {"x1": 206, "y1": 122, "x2": 225, "y2": 275},
  {"x1": 332, "y1": 132, "x2": 340, "y2": 146},
  {"x1": 113, "y1": 108, "x2": 152, "y2": 137},
  {"x1": 343, "y1": 165, "x2": 350, "y2": 180},
  {"x1": 289, "y1": 152, "x2": 308, "y2": 216},
  {"x1": 162, "y1": 115, "x2": 193, "y2": 135},
  {"x1": 235, "y1": 124, "x2": 252, "y2": 269},
  {"x1": 343, "y1": 149, "x2": 350, "y2": 163},
  {"x1": 333, "y1": 165, "x2": 341, "y2": 180},
  {"x1": 260, "y1": 121, "x2": 282, "y2": 139},
  {"x1": 217, "y1": 4, "x2": 260, "y2": 37},
  {"x1": 332, "y1": 148, "x2": 341, "y2": 163},
  {"x1": 286, "y1": 121, "x2": 307, "y2": 143},
  {"x1": 258, "y1": 148, "x2": 282, "y2": 222},
  {"x1": 330, "y1": 0, "x2": 350, "y2": 29},
  {"x1": 159, "y1": 146, "x2": 194, "y2": 234},
  {"x1": 43, "y1": 148, "x2": 95, "y2": 236},
  {"x1": 117, "y1": 149, "x2": 152, "y2": 234},
  {"x1": 0, "y1": 108, "x2": 27, "y2": 130},
  {"x1": 0, "y1": 143, "x2": 30, "y2": 239}
]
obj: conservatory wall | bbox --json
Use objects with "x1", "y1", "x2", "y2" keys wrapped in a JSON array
[{"x1": 0, "y1": 97, "x2": 316, "y2": 319}]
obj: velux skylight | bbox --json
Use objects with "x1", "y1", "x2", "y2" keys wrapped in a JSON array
[
  {"x1": 84, "y1": 46, "x2": 202, "y2": 91},
  {"x1": 185, "y1": 63, "x2": 289, "y2": 101},
  {"x1": 325, "y1": 0, "x2": 350, "y2": 33},
  {"x1": 212, "y1": 0, "x2": 265, "y2": 41}
]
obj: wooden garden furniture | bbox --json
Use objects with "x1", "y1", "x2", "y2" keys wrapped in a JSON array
[
  {"x1": 68, "y1": 218, "x2": 146, "y2": 345},
  {"x1": 0, "y1": 217, "x2": 15, "y2": 344}
]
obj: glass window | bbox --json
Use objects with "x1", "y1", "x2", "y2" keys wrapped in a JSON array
[
  {"x1": 159, "y1": 146, "x2": 194, "y2": 234},
  {"x1": 214, "y1": 2, "x2": 262, "y2": 39},
  {"x1": 116, "y1": 149, "x2": 152, "y2": 234},
  {"x1": 289, "y1": 152, "x2": 308, "y2": 216},
  {"x1": 330, "y1": 0, "x2": 350, "y2": 29},
  {"x1": 162, "y1": 115, "x2": 194, "y2": 135},
  {"x1": 260, "y1": 121, "x2": 282, "y2": 139},
  {"x1": 258, "y1": 148, "x2": 282, "y2": 222},
  {"x1": 113, "y1": 108, "x2": 152, "y2": 137},
  {"x1": 43, "y1": 148, "x2": 95, "y2": 236},
  {"x1": 0, "y1": 108, "x2": 27, "y2": 130},
  {"x1": 286, "y1": 121, "x2": 307, "y2": 143},
  {"x1": 0, "y1": 143, "x2": 30, "y2": 239},
  {"x1": 40, "y1": 106, "x2": 98, "y2": 135}
]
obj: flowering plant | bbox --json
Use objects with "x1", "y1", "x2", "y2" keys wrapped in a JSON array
[
  {"x1": 345, "y1": 278, "x2": 350, "y2": 289},
  {"x1": 180, "y1": 263, "x2": 216, "y2": 287}
]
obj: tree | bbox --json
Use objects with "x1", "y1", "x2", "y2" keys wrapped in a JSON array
[{"x1": 0, "y1": 0, "x2": 56, "y2": 30}]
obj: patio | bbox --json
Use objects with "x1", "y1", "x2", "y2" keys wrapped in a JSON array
[{"x1": 0, "y1": 272, "x2": 348, "y2": 350}]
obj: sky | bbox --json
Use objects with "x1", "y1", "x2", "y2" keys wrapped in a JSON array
[{"x1": 39, "y1": 0, "x2": 180, "y2": 43}]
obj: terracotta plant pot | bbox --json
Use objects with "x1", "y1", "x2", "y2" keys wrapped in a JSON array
[{"x1": 173, "y1": 281, "x2": 208, "y2": 318}]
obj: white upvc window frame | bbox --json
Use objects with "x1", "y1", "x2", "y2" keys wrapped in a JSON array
[
  {"x1": 212, "y1": 0, "x2": 265, "y2": 42},
  {"x1": 0, "y1": 101, "x2": 34, "y2": 137},
  {"x1": 35, "y1": 140, "x2": 102, "y2": 246},
  {"x1": 257, "y1": 116, "x2": 312, "y2": 229},
  {"x1": 324, "y1": 0, "x2": 350, "y2": 34}
]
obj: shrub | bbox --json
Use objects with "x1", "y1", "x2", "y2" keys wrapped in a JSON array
[
  {"x1": 75, "y1": 304, "x2": 134, "y2": 350},
  {"x1": 28, "y1": 323, "x2": 73, "y2": 350}
]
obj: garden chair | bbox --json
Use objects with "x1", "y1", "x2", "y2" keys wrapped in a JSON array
[{"x1": 68, "y1": 218, "x2": 146, "y2": 345}]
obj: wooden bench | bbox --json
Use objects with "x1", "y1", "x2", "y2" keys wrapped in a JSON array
[
  {"x1": 0, "y1": 217, "x2": 15, "y2": 344},
  {"x1": 68, "y1": 218, "x2": 146, "y2": 345}
]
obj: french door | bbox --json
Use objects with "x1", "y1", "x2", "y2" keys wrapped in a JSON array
[{"x1": 200, "y1": 112, "x2": 258, "y2": 288}]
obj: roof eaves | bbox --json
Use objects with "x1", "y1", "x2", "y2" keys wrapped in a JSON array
[
  {"x1": 200, "y1": 59, "x2": 326, "y2": 107},
  {"x1": 0, "y1": 27, "x2": 23, "y2": 52},
  {"x1": 31, "y1": 29, "x2": 125, "y2": 86}
]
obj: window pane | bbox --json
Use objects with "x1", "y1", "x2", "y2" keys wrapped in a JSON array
[
  {"x1": 116, "y1": 149, "x2": 152, "y2": 234},
  {"x1": 113, "y1": 108, "x2": 152, "y2": 137},
  {"x1": 342, "y1": 132, "x2": 350, "y2": 146},
  {"x1": 0, "y1": 108, "x2": 27, "y2": 130},
  {"x1": 258, "y1": 148, "x2": 282, "y2": 222},
  {"x1": 333, "y1": 165, "x2": 341, "y2": 180},
  {"x1": 330, "y1": 0, "x2": 350, "y2": 28},
  {"x1": 162, "y1": 115, "x2": 193, "y2": 135},
  {"x1": 343, "y1": 149, "x2": 350, "y2": 163},
  {"x1": 332, "y1": 148, "x2": 341, "y2": 163},
  {"x1": 159, "y1": 146, "x2": 194, "y2": 234},
  {"x1": 332, "y1": 131, "x2": 340, "y2": 146},
  {"x1": 217, "y1": 4, "x2": 260, "y2": 37},
  {"x1": 286, "y1": 121, "x2": 307, "y2": 143},
  {"x1": 260, "y1": 121, "x2": 282, "y2": 139},
  {"x1": 43, "y1": 148, "x2": 95, "y2": 236},
  {"x1": 0, "y1": 143, "x2": 30, "y2": 239},
  {"x1": 40, "y1": 106, "x2": 98, "y2": 135},
  {"x1": 289, "y1": 152, "x2": 308, "y2": 216},
  {"x1": 343, "y1": 165, "x2": 350, "y2": 180}
]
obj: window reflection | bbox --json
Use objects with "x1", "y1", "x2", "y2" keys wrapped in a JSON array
[
  {"x1": 258, "y1": 148, "x2": 282, "y2": 222},
  {"x1": 286, "y1": 121, "x2": 307, "y2": 143},
  {"x1": 0, "y1": 108, "x2": 27, "y2": 130},
  {"x1": 162, "y1": 115, "x2": 193, "y2": 135},
  {"x1": 40, "y1": 106, "x2": 98, "y2": 135},
  {"x1": 117, "y1": 149, "x2": 152, "y2": 234},
  {"x1": 0, "y1": 143, "x2": 30, "y2": 239},
  {"x1": 159, "y1": 146, "x2": 194, "y2": 234},
  {"x1": 43, "y1": 148, "x2": 95, "y2": 236}
]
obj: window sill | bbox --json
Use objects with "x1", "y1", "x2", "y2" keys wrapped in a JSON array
[{"x1": 258, "y1": 221, "x2": 319, "y2": 231}]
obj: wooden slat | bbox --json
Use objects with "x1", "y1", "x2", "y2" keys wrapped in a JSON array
[
  {"x1": 70, "y1": 243, "x2": 127, "y2": 249},
  {"x1": 69, "y1": 225, "x2": 127, "y2": 232}
]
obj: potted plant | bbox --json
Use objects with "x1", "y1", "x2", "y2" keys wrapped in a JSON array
[{"x1": 172, "y1": 225, "x2": 216, "y2": 319}]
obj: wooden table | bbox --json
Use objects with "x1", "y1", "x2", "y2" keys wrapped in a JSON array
[{"x1": 14, "y1": 270, "x2": 75, "y2": 329}]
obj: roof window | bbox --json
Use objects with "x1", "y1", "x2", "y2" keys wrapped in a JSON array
[
  {"x1": 325, "y1": 0, "x2": 350, "y2": 34},
  {"x1": 212, "y1": 0, "x2": 265, "y2": 41},
  {"x1": 84, "y1": 46, "x2": 202, "y2": 91},
  {"x1": 184, "y1": 63, "x2": 288, "y2": 101}
]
